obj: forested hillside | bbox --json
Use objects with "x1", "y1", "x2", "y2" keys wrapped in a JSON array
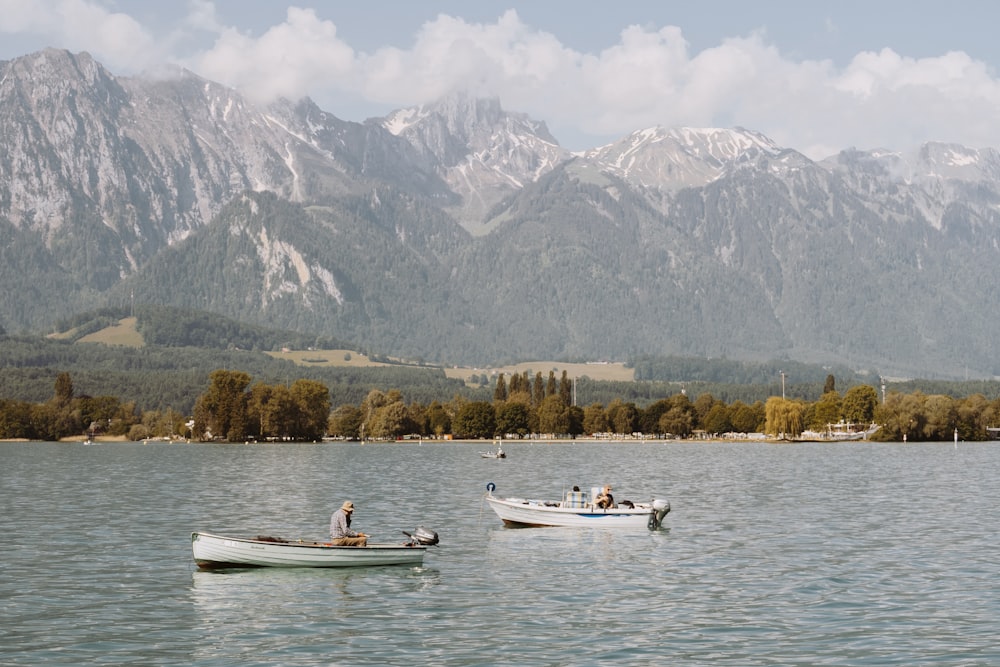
[
  {"x1": 0, "y1": 334, "x2": 475, "y2": 413},
  {"x1": 5, "y1": 301, "x2": 1000, "y2": 417}
]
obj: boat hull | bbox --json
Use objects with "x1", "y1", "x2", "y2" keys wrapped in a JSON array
[
  {"x1": 191, "y1": 532, "x2": 427, "y2": 569},
  {"x1": 485, "y1": 496, "x2": 666, "y2": 529}
]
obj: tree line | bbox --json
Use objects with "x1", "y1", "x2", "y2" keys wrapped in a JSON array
[
  {"x1": 325, "y1": 371, "x2": 1000, "y2": 443},
  {"x1": 0, "y1": 372, "x2": 164, "y2": 441},
  {"x1": 5, "y1": 370, "x2": 1000, "y2": 443}
]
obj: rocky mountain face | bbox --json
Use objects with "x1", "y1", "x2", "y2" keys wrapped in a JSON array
[
  {"x1": 3, "y1": 48, "x2": 1000, "y2": 379},
  {"x1": 382, "y1": 95, "x2": 569, "y2": 230}
]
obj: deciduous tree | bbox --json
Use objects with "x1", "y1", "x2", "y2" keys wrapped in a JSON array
[
  {"x1": 537, "y1": 394, "x2": 570, "y2": 435},
  {"x1": 193, "y1": 369, "x2": 251, "y2": 441},
  {"x1": 842, "y1": 385, "x2": 878, "y2": 424},
  {"x1": 582, "y1": 402, "x2": 608, "y2": 435},
  {"x1": 452, "y1": 401, "x2": 496, "y2": 439},
  {"x1": 496, "y1": 401, "x2": 530, "y2": 438},
  {"x1": 765, "y1": 397, "x2": 803, "y2": 439}
]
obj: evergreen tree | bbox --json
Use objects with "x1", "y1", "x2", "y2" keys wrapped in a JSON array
[
  {"x1": 533, "y1": 372, "x2": 544, "y2": 406},
  {"x1": 494, "y1": 374, "x2": 508, "y2": 402},
  {"x1": 54, "y1": 372, "x2": 74, "y2": 407},
  {"x1": 559, "y1": 370, "x2": 572, "y2": 406}
]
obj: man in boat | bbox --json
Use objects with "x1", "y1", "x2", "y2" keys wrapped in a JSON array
[
  {"x1": 330, "y1": 500, "x2": 368, "y2": 546},
  {"x1": 595, "y1": 485, "x2": 614, "y2": 509}
]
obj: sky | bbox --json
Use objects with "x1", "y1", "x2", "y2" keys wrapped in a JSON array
[{"x1": 2, "y1": 0, "x2": 1000, "y2": 158}]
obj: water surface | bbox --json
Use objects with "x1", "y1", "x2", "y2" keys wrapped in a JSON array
[{"x1": 2, "y1": 440, "x2": 997, "y2": 665}]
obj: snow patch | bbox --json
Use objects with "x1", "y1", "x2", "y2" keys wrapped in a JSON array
[{"x1": 383, "y1": 107, "x2": 429, "y2": 135}]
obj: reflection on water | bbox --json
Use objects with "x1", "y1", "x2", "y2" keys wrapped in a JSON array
[
  {"x1": 189, "y1": 566, "x2": 443, "y2": 664},
  {"x1": 3, "y1": 440, "x2": 1000, "y2": 665}
]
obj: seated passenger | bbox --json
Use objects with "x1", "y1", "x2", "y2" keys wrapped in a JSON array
[
  {"x1": 565, "y1": 485, "x2": 585, "y2": 508},
  {"x1": 595, "y1": 485, "x2": 614, "y2": 509}
]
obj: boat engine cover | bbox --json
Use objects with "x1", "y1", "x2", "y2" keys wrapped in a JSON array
[{"x1": 412, "y1": 526, "x2": 439, "y2": 545}]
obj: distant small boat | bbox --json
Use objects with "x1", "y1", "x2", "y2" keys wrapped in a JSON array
[
  {"x1": 480, "y1": 442, "x2": 506, "y2": 458},
  {"x1": 191, "y1": 528, "x2": 438, "y2": 569}
]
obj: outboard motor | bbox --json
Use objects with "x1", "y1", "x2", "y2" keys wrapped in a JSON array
[
  {"x1": 403, "y1": 526, "x2": 439, "y2": 546},
  {"x1": 647, "y1": 498, "x2": 671, "y2": 531}
]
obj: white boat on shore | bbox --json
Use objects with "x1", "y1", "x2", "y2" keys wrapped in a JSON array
[
  {"x1": 798, "y1": 421, "x2": 880, "y2": 442},
  {"x1": 484, "y1": 484, "x2": 670, "y2": 530},
  {"x1": 191, "y1": 528, "x2": 438, "y2": 569}
]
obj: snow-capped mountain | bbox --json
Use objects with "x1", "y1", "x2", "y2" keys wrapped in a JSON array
[
  {"x1": 3, "y1": 48, "x2": 1000, "y2": 379},
  {"x1": 581, "y1": 126, "x2": 788, "y2": 190},
  {"x1": 382, "y1": 93, "x2": 570, "y2": 230}
]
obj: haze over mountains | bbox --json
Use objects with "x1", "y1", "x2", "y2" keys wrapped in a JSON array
[{"x1": 2, "y1": 48, "x2": 999, "y2": 380}]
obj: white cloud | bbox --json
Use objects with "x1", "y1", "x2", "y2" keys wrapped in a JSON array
[
  {"x1": 344, "y1": 13, "x2": 1000, "y2": 157},
  {"x1": 184, "y1": 0, "x2": 223, "y2": 33},
  {"x1": 189, "y1": 7, "x2": 356, "y2": 105},
  {"x1": 0, "y1": 0, "x2": 159, "y2": 71},
  {"x1": 5, "y1": 1, "x2": 1000, "y2": 158}
]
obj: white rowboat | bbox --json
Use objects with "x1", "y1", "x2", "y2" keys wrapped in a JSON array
[{"x1": 191, "y1": 530, "x2": 436, "y2": 569}]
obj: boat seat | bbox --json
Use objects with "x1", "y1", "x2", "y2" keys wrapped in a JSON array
[{"x1": 564, "y1": 491, "x2": 587, "y2": 508}]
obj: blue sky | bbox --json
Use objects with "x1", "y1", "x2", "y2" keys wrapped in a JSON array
[{"x1": 2, "y1": 1, "x2": 999, "y2": 158}]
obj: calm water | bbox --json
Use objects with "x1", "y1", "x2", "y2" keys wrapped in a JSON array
[{"x1": 2, "y1": 439, "x2": 998, "y2": 666}]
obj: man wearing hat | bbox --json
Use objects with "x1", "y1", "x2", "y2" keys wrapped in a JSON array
[{"x1": 330, "y1": 500, "x2": 368, "y2": 546}]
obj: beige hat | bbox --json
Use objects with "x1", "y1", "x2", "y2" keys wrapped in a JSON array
[{"x1": 341, "y1": 501, "x2": 355, "y2": 511}]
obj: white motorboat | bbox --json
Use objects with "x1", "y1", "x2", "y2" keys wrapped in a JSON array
[
  {"x1": 191, "y1": 528, "x2": 438, "y2": 569},
  {"x1": 480, "y1": 447, "x2": 506, "y2": 459},
  {"x1": 484, "y1": 484, "x2": 670, "y2": 530}
]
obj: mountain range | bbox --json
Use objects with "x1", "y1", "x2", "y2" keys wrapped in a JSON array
[{"x1": 2, "y1": 48, "x2": 1000, "y2": 380}]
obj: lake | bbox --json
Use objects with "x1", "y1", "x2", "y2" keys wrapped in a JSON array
[{"x1": 2, "y1": 439, "x2": 997, "y2": 666}]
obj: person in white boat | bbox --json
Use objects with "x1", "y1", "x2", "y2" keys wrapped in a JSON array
[
  {"x1": 595, "y1": 485, "x2": 614, "y2": 509},
  {"x1": 330, "y1": 500, "x2": 367, "y2": 546}
]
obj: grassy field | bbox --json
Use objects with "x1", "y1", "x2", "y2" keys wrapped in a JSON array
[
  {"x1": 268, "y1": 352, "x2": 635, "y2": 383},
  {"x1": 76, "y1": 317, "x2": 144, "y2": 347},
  {"x1": 68, "y1": 319, "x2": 635, "y2": 384},
  {"x1": 265, "y1": 349, "x2": 401, "y2": 368},
  {"x1": 442, "y1": 361, "x2": 634, "y2": 383}
]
